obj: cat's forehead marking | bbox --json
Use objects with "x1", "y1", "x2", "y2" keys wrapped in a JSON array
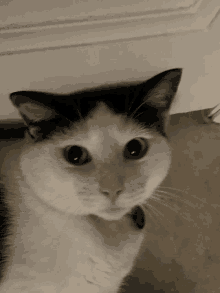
[{"x1": 59, "y1": 103, "x2": 153, "y2": 150}]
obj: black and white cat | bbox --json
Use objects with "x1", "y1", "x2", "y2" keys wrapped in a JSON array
[{"x1": 0, "y1": 69, "x2": 182, "y2": 292}]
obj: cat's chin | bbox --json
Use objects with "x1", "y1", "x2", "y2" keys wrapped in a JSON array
[
  {"x1": 87, "y1": 206, "x2": 130, "y2": 222},
  {"x1": 89, "y1": 205, "x2": 145, "y2": 229},
  {"x1": 96, "y1": 209, "x2": 128, "y2": 221}
]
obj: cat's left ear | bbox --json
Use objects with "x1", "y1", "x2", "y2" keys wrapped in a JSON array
[
  {"x1": 143, "y1": 68, "x2": 182, "y2": 111},
  {"x1": 132, "y1": 68, "x2": 182, "y2": 136},
  {"x1": 10, "y1": 91, "x2": 59, "y2": 139}
]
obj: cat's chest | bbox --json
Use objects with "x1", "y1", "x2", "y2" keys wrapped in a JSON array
[
  {"x1": 4, "y1": 223, "x2": 120, "y2": 293},
  {"x1": 3, "y1": 206, "x2": 143, "y2": 293}
]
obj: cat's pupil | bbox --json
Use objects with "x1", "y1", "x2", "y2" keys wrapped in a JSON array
[
  {"x1": 124, "y1": 138, "x2": 148, "y2": 160},
  {"x1": 64, "y1": 146, "x2": 89, "y2": 166}
]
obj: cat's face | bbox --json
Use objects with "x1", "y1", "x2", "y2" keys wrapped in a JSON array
[{"x1": 10, "y1": 68, "x2": 182, "y2": 221}]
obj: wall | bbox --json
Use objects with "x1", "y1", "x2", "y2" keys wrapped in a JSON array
[{"x1": 0, "y1": 0, "x2": 220, "y2": 120}]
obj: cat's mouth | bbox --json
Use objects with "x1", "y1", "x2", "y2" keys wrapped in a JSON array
[
  {"x1": 101, "y1": 206, "x2": 127, "y2": 219},
  {"x1": 101, "y1": 205, "x2": 145, "y2": 230}
]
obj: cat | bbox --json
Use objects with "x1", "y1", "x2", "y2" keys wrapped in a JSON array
[{"x1": 0, "y1": 68, "x2": 182, "y2": 292}]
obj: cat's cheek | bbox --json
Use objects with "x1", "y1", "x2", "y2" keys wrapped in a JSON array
[
  {"x1": 143, "y1": 158, "x2": 171, "y2": 199},
  {"x1": 146, "y1": 171, "x2": 169, "y2": 197}
]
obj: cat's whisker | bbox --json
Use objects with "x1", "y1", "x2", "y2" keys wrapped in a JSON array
[
  {"x1": 152, "y1": 192, "x2": 184, "y2": 203},
  {"x1": 128, "y1": 97, "x2": 136, "y2": 113},
  {"x1": 141, "y1": 205, "x2": 160, "y2": 226},
  {"x1": 144, "y1": 202, "x2": 173, "y2": 226},
  {"x1": 156, "y1": 189, "x2": 207, "y2": 205},
  {"x1": 143, "y1": 202, "x2": 160, "y2": 219},
  {"x1": 76, "y1": 108, "x2": 83, "y2": 121},
  {"x1": 144, "y1": 205, "x2": 162, "y2": 226},
  {"x1": 133, "y1": 112, "x2": 145, "y2": 119},
  {"x1": 158, "y1": 187, "x2": 207, "y2": 204},
  {"x1": 158, "y1": 186, "x2": 187, "y2": 194},
  {"x1": 148, "y1": 197, "x2": 174, "y2": 224},
  {"x1": 129, "y1": 100, "x2": 148, "y2": 120},
  {"x1": 150, "y1": 194, "x2": 180, "y2": 214},
  {"x1": 155, "y1": 191, "x2": 194, "y2": 206},
  {"x1": 147, "y1": 203, "x2": 164, "y2": 218},
  {"x1": 151, "y1": 194, "x2": 194, "y2": 223},
  {"x1": 154, "y1": 192, "x2": 197, "y2": 212}
]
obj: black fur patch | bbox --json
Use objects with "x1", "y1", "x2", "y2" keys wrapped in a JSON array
[{"x1": 130, "y1": 206, "x2": 145, "y2": 230}]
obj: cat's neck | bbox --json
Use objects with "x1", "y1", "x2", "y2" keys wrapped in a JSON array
[{"x1": 5, "y1": 185, "x2": 144, "y2": 293}]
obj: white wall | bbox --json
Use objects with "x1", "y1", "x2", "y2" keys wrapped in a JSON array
[{"x1": 0, "y1": 0, "x2": 220, "y2": 120}]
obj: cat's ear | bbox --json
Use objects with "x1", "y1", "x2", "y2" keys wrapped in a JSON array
[
  {"x1": 10, "y1": 91, "x2": 59, "y2": 139},
  {"x1": 143, "y1": 68, "x2": 182, "y2": 110},
  {"x1": 132, "y1": 68, "x2": 182, "y2": 136}
]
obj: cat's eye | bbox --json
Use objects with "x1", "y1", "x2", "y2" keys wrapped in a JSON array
[
  {"x1": 124, "y1": 138, "x2": 148, "y2": 160},
  {"x1": 63, "y1": 145, "x2": 91, "y2": 166}
]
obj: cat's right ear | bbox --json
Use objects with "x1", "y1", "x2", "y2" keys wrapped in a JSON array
[{"x1": 10, "y1": 91, "x2": 58, "y2": 139}]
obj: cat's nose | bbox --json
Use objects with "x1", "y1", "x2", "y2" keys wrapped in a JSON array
[{"x1": 100, "y1": 188, "x2": 124, "y2": 203}]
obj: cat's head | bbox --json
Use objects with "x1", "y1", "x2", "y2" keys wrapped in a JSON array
[{"x1": 10, "y1": 68, "x2": 182, "y2": 221}]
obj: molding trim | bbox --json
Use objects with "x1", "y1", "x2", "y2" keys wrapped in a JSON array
[
  {"x1": 0, "y1": 0, "x2": 219, "y2": 56},
  {"x1": 0, "y1": 0, "x2": 201, "y2": 33}
]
